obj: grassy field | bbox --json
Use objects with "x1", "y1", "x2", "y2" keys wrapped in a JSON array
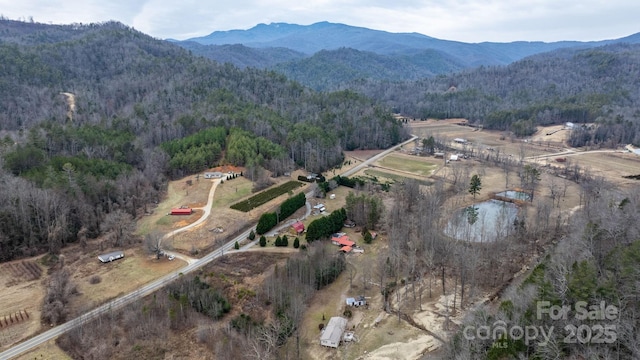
[
  {"x1": 364, "y1": 169, "x2": 433, "y2": 186},
  {"x1": 136, "y1": 177, "x2": 215, "y2": 236},
  {"x1": 211, "y1": 177, "x2": 253, "y2": 208},
  {"x1": 377, "y1": 153, "x2": 437, "y2": 176}
]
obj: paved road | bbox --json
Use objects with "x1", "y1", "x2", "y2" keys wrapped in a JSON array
[{"x1": 0, "y1": 136, "x2": 415, "y2": 360}]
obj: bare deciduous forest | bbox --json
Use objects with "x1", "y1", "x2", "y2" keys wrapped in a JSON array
[{"x1": 2, "y1": 17, "x2": 640, "y2": 360}]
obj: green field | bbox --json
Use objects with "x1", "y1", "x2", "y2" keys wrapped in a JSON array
[
  {"x1": 230, "y1": 181, "x2": 304, "y2": 212},
  {"x1": 377, "y1": 154, "x2": 437, "y2": 176},
  {"x1": 364, "y1": 169, "x2": 433, "y2": 186}
]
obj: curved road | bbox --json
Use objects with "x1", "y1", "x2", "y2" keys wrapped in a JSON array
[{"x1": 0, "y1": 135, "x2": 416, "y2": 360}]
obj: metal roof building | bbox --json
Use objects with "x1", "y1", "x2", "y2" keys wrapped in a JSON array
[
  {"x1": 320, "y1": 316, "x2": 348, "y2": 348},
  {"x1": 98, "y1": 251, "x2": 124, "y2": 263}
]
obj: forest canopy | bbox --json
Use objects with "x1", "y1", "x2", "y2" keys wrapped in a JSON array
[{"x1": 0, "y1": 19, "x2": 408, "y2": 261}]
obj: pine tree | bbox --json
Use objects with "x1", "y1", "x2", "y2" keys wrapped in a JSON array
[
  {"x1": 234, "y1": 241, "x2": 240, "y2": 250},
  {"x1": 259, "y1": 236, "x2": 266, "y2": 247},
  {"x1": 469, "y1": 174, "x2": 482, "y2": 198},
  {"x1": 293, "y1": 237, "x2": 300, "y2": 248}
]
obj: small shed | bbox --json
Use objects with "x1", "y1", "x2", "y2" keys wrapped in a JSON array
[
  {"x1": 454, "y1": 138, "x2": 467, "y2": 144},
  {"x1": 292, "y1": 221, "x2": 305, "y2": 234},
  {"x1": 320, "y1": 317, "x2": 348, "y2": 348},
  {"x1": 98, "y1": 251, "x2": 124, "y2": 263},
  {"x1": 346, "y1": 295, "x2": 366, "y2": 307},
  {"x1": 170, "y1": 208, "x2": 193, "y2": 215},
  {"x1": 340, "y1": 246, "x2": 352, "y2": 253},
  {"x1": 434, "y1": 152, "x2": 445, "y2": 158},
  {"x1": 449, "y1": 154, "x2": 459, "y2": 161}
]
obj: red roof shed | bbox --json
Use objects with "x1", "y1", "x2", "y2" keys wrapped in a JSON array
[
  {"x1": 292, "y1": 221, "x2": 305, "y2": 234},
  {"x1": 170, "y1": 208, "x2": 193, "y2": 215}
]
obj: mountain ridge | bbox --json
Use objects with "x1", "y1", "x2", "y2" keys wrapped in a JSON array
[{"x1": 177, "y1": 21, "x2": 640, "y2": 90}]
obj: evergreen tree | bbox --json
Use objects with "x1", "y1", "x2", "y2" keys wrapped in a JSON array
[
  {"x1": 469, "y1": 174, "x2": 482, "y2": 198},
  {"x1": 293, "y1": 237, "x2": 300, "y2": 248},
  {"x1": 259, "y1": 236, "x2": 266, "y2": 247}
]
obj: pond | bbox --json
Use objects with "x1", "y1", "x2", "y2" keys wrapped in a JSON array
[
  {"x1": 496, "y1": 190, "x2": 531, "y2": 201},
  {"x1": 444, "y1": 199, "x2": 519, "y2": 242}
]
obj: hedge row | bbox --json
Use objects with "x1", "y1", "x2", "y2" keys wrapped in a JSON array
[
  {"x1": 231, "y1": 181, "x2": 304, "y2": 212},
  {"x1": 306, "y1": 208, "x2": 347, "y2": 242},
  {"x1": 255, "y1": 192, "x2": 307, "y2": 235}
]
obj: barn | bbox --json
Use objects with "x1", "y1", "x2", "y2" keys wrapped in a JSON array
[
  {"x1": 170, "y1": 208, "x2": 193, "y2": 215},
  {"x1": 98, "y1": 251, "x2": 124, "y2": 263},
  {"x1": 320, "y1": 317, "x2": 348, "y2": 348}
]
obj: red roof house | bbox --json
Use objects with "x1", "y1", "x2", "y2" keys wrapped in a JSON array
[
  {"x1": 341, "y1": 246, "x2": 353, "y2": 253},
  {"x1": 332, "y1": 235, "x2": 355, "y2": 247}
]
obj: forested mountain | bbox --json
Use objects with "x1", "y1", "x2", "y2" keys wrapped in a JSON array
[
  {"x1": 179, "y1": 22, "x2": 640, "y2": 90},
  {"x1": 0, "y1": 19, "x2": 408, "y2": 261},
  {"x1": 177, "y1": 41, "x2": 306, "y2": 69},
  {"x1": 272, "y1": 47, "x2": 464, "y2": 91},
  {"x1": 347, "y1": 43, "x2": 640, "y2": 146},
  {"x1": 185, "y1": 21, "x2": 620, "y2": 63}
]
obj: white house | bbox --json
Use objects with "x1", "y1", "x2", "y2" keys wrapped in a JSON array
[
  {"x1": 204, "y1": 172, "x2": 223, "y2": 179},
  {"x1": 320, "y1": 317, "x2": 348, "y2": 348}
]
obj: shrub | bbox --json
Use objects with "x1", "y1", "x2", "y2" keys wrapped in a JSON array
[
  {"x1": 293, "y1": 237, "x2": 300, "y2": 249},
  {"x1": 259, "y1": 236, "x2": 266, "y2": 247},
  {"x1": 234, "y1": 241, "x2": 240, "y2": 250},
  {"x1": 364, "y1": 231, "x2": 373, "y2": 244},
  {"x1": 248, "y1": 230, "x2": 255, "y2": 240},
  {"x1": 89, "y1": 275, "x2": 102, "y2": 284}
]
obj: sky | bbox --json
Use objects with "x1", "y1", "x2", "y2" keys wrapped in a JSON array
[{"x1": 1, "y1": 0, "x2": 639, "y2": 43}]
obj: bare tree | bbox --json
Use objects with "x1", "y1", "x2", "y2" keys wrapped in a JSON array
[
  {"x1": 100, "y1": 209, "x2": 136, "y2": 247},
  {"x1": 145, "y1": 231, "x2": 164, "y2": 259}
]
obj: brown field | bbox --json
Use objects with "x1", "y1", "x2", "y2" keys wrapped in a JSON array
[
  {"x1": 15, "y1": 339, "x2": 71, "y2": 360},
  {"x1": 0, "y1": 259, "x2": 45, "y2": 349}
]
